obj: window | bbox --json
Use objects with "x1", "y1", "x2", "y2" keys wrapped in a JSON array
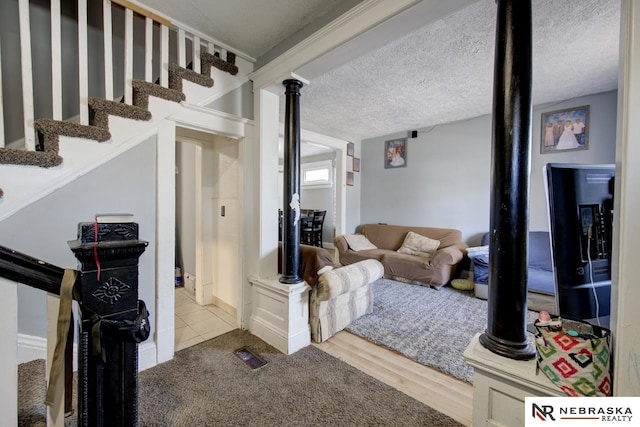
[{"x1": 301, "y1": 160, "x2": 333, "y2": 188}]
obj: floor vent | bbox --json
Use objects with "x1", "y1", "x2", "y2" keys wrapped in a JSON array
[{"x1": 233, "y1": 347, "x2": 267, "y2": 369}]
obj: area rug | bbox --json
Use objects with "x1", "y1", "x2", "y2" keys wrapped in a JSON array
[
  {"x1": 346, "y1": 278, "x2": 537, "y2": 384},
  {"x1": 18, "y1": 329, "x2": 462, "y2": 426}
]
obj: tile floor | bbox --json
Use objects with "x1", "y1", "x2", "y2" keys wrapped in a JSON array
[{"x1": 174, "y1": 287, "x2": 236, "y2": 351}]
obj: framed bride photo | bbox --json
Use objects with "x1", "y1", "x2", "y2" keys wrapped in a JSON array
[{"x1": 541, "y1": 105, "x2": 589, "y2": 154}]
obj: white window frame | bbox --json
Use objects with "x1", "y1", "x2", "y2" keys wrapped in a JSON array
[{"x1": 301, "y1": 160, "x2": 333, "y2": 188}]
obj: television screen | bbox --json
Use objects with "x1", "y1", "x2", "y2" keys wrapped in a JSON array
[{"x1": 545, "y1": 163, "x2": 614, "y2": 326}]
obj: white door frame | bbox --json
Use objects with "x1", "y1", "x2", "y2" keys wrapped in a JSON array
[
  {"x1": 155, "y1": 106, "x2": 250, "y2": 364},
  {"x1": 300, "y1": 128, "x2": 349, "y2": 239}
]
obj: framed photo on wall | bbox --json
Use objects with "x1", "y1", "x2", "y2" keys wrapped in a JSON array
[
  {"x1": 385, "y1": 138, "x2": 407, "y2": 168},
  {"x1": 346, "y1": 171, "x2": 354, "y2": 186},
  {"x1": 347, "y1": 142, "x2": 355, "y2": 157},
  {"x1": 353, "y1": 157, "x2": 360, "y2": 172},
  {"x1": 541, "y1": 105, "x2": 589, "y2": 154}
]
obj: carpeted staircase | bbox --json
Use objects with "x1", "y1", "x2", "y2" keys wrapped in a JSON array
[{"x1": 0, "y1": 51, "x2": 239, "y2": 198}]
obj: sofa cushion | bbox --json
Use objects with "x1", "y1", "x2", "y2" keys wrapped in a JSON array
[
  {"x1": 337, "y1": 248, "x2": 388, "y2": 266},
  {"x1": 529, "y1": 268, "x2": 555, "y2": 294},
  {"x1": 397, "y1": 231, "x2": 440, "y2": 257},
  {"x1": 381, "y1": 252, "x2": 432, "y2": 282},
  {"x1": 343, "y1": 234, "x2": 378, "y2": 251},
  {"x1": 361, "y1": 224, "x2": 462, "y2": 251},
  {"x1": 316, "y1": 259, "x2": 384, "y2": 301}
]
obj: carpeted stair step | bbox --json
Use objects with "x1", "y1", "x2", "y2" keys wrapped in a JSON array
[
  {"x1": 132, "y1": 80, "x2": 185, "y2": 110},
  {"x1": 88, "y1": 97, "x2": 152, "y2": 129},
  {"x1": 168, "y1": 63, "x2": 214, "y2": 93},
  {"x1": 201, "y1": 51, "x2": 238, "y2": 76},
  {"x1": 0, "y1": 148, "x2": 62, "y2": 169},
  {"x1": 34, "y1": 119, "x2": 111, "y2": 154},
  {"x1": 0, "y1": 118, "x2": 114, "y2": 196}
]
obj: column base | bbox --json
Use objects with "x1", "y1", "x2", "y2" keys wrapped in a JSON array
[
  {"x1": 279, "y1": 275, "x2": 302, "y2": 284},
  {"x1": 249, "y1": 276, "x2": 311, "y2": 354},
  {"x1": 464, "y1": 333, "x2": 563, "y2": 427},
  {"x1": 479, "y1": 331, "x2": 536, "y2": 360}
]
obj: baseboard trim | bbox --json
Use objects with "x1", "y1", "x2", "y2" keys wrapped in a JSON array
[
  {"x1": 18, "y1": 333, "x2": 159, "y2": 372},
  {"x1": 212, "y1": 296, "x2": 237, "y2": 319},
  {"x1": 18, "y1": 334, "x2": 79, "y2": 371},
  {"x1": 138, "y1": 341, "x2": 158, "y2": 371},
  {"x1": 17, "y1": 334, "x2": 47, "y2": 364}
]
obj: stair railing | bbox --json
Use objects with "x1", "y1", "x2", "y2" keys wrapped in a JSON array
[{"x1": 1, "y1": 0, "x2": 253, "y2": 150}]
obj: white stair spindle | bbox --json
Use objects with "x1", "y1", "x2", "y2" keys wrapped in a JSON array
[
  {"x1": 103, "y1": 0, "x2": 114, "y2": 100},
  {"x1": 192, "y1": 36, "x2": 201, "y2": 75},
  {"x1": 51, "y1": 0, "x2": 62, "y2": 120},
  {"x1": 207, "y1": 41, "x2": 215, "y2": 60},
  {"x1": 160, "y1": 25, "x2": 169, "y2": 87},
  {"x1": 18, "y1": 0, "x2": 35, "y2": 150},
  {"x1": 0, "y1": 278, "x2": 17, "y2": 426},
  {"x1": 124, "y1": 8, "x2": 134, "y2": 104},
  {"x1": 78, "y1": 0, "x2": 89, "y2": 125},
  {"x1": 177, "y1": 28, "x2": 186, "y2": 68},
  {"x1": 145, "y1": 17, "x2": 153, "y2": 82}
]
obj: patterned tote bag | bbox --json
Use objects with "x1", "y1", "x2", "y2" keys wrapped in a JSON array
[{"x1": 534, "y1": 317, "x2": 612, "y2": 397}]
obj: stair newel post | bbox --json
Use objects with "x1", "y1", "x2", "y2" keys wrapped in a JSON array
[
  {"x1": 280, "y1": 79, "x2": 304, "y2": 284},
  {"x1": 68, "y1": 220, "x2": 149, "y2": 426},
  {"x1": 479, "y1": 0, "x2": 536, "y2": 360}
]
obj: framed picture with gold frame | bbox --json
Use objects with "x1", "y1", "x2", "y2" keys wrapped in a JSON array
[
  {"x1": 347, "y1": 142, "x2": 355, "y2": 157},
  {"x1": 353, "y1": 157, "x2": 360, "y2": 172},
  {"x1": 346, "y1": 171, "x2": 354, "y2": 186}
]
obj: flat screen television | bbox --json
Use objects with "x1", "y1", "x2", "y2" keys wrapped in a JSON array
[{"x1": 545, "y1": 163, "x2": 614, "y2": 327}]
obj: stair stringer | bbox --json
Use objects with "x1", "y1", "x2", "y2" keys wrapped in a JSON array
[{"x1": 0, "y1": 63, "x2": 252, "y2": 222}]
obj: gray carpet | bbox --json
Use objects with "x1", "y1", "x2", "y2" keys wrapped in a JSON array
[
  {"x1": 18, "y1": 329, "x2": 461, "y2": 426},
  {"x1": 346, "y1": 278, "x2": 537, "y2": 383}
]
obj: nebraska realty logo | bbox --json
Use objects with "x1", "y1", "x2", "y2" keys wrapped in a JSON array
[{"x1": 525, "y1": 397, "x2": 640, "y2": 426}]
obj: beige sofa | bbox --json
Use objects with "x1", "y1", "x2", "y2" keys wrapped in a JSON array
[{"x1": 335, "y1": 224, "x2": 468, "y2": 288}]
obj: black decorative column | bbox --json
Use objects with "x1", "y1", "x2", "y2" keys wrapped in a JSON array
[
  {"x1": 479, "y1": 0, "x2": 536, "y2": 360},
  {"x1": 280, "y1": 79, "x2": 303, "y2": 284},
  {"x1": 69, "y1": 220, "x2": 149, "y2": 426}
]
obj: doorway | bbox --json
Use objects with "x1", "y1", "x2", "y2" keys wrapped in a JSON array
[
  {"x1": 278, "y1": 129, "x2": 349, "y2": 248},
  {"x1": 174, "y1": 127, "x2": 241, "y2": 349}
]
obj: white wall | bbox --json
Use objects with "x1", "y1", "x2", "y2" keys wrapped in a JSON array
[
  {"x1": 205, "y1": 81, "x2": 254, "y2": 120},
  {"x1": 0, "y1": 136, "x2": 157, "y2": 338},
  {"x1": 360, "y1": 91, "x2": 617, "y2": 244}
]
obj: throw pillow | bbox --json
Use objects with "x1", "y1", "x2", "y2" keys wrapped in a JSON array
[
  {"x1": 343, "y1": 234, "x2": 378, "y2": 251},
  {"x1": 397, "y1": 231, "x2": 440, "y2": 257}
]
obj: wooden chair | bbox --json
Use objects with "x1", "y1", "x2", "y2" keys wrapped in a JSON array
[{"x1": 301, "y1": 210, "x2": 326, "y2": 247}]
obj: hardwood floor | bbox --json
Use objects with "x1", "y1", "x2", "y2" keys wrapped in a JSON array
[{"x1": 314, "y1": 331, "x2": 473, "y2": 426}]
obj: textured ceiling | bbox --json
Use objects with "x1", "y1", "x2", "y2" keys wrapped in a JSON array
[
  {"x1": 137, "y1": 0, "x2": 620, "y2": 143},
  {"x1": 299, "y1": 0, "x2": 621, "y2": 142}
]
